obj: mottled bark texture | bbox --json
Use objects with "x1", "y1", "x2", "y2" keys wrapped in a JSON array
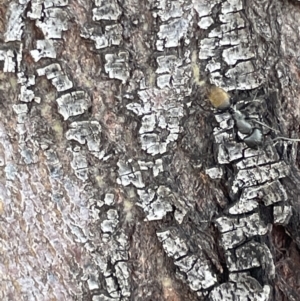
[{"x1": 1, "y1": 0, "x2": 300, "y2": 300}]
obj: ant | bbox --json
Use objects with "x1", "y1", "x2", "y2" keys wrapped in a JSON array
[{"x1": 207, "y1": 85, "x2": 300, "y2": 149}]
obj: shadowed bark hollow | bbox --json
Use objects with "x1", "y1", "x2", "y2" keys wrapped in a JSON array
[{"x1": 1, "y1": 0, "x2": 300, "y2": 300}]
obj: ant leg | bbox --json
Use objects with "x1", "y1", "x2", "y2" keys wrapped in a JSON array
[
  {"x1": 252, "y1": 119, "x2": 280, "y2": 134},
  {"x1": 273, "y1": 136, "x2": 300, "y2": 142},
  {"x1": 251, "y1": 119, "x2": 300, "y2": 143}
]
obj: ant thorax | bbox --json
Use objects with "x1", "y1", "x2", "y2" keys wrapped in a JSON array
[{"x1": 213, "y1": 97, "x2": 268, "y2": 151}]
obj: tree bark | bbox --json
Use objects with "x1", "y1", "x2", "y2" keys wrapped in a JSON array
[{"x1": 1, "y1": 0, "x2": 300, "y2": 300}]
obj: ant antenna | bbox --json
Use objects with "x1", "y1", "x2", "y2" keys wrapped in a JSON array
[
  {"x1": 252, "y1": 119, "x2": 300, "y2": 142},
  {"x1": 250, "y1": 91, "x2": 300, "y2": 143},
  {"x1": 251, "y1": 119, "x2": 280, "y2": 133},
  {"x1": 273, "y1": 136, "x2": 300, "y2": 142}
]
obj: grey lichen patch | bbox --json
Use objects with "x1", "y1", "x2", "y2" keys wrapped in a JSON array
[
  {"x1": 30, "y1": 40, "x2": 57, "y2": 62},
  {"x1": 5, "y1": 163, "x2": 17, "y2": 181},
  {"x1": 137, "y1": 159, "x2": 164, "y2": 178},
  {"x1": 219, "y1": 11, "x2": 245, "y2": 27},
  {"x1": 101, "y1": 209, "x2": 119, "y2": 233},
  {"x1": 81, "y1": 24, "x2": 123, "y2": 49},
  {"x1": 104, "y1": 276, "x2": 119, "y2": 298},
  {"x1": 13, "y1": 104, "x2": 29, "y2": 124},
  {"x1": 237, "y1": 180, "x2": 288, "y2": 209},
  {"x1": 44, "y1": 0, "x2": 68, "y2": 8},
  {"x1": 215, "y1": 213, "x2": 269, "y2": 250},
  {"x1": 217, "y1": 28, "x2": 249, "y2": 46},
  {"x1": 209, "y1": 13, "x2": 245, "y2": 38},
  {"x1": 66, "y1": 121, "x2": 102, "y2": 155},
  {"x1": 216, "y1": 142, "x2": 245, "y2": 164},
  {"x1": 56, "y1": 91, "x2": 91, "y2": 120},
  {"x1": 18, "y1": 72, "x2": 36, "y2": 103},
  {"x1": 4, "y1": 2, "x2": 27, "y2": 42},
  {"x1": 87, "y1": 276, "x2": 100, "y2": 291},
  {"x1": 12, "y1": 103, "x2": 29, "y2": 115},
  {"x1": 199, "y1": 38, "x2": 218, "y2": 60},
  {"x1": 155, "y1": 55, "x2": 190, "y2": 89},
  {"x1": 273, "y1": 205, "x2": 293, "y2": 225},
  {"x1": 0, "y1": 50, "x2": 16, "y2": 73},
  {"x1": 27, "y1": 0, "x2": 43, "y2": 19},
  {"x1": 117, "y1": 160, "x2": 145, "y2": 188},
  {"x1": 221, "y1": 0, "x2": 243, "y2": 14},
  {"x1": 136, "y1": 187, "x2": 173, "y2": 221},
  {"x1": 12, "y1": 104, "x2": 39, "y2": 166},
  {"x1": 193, "y1": 0, "x2": 222, "y2": 18},
  {"x1": 54, "y1": 75, "x2": 72, "y2": 92},
  {"x1": 175, "y1": 255, "x2": 217, "y2": 290},
  {"x1": 83, "y1": 230, "x2": 131, "y2": 299},
  {"x1": 232, "y1": 161, "x2": 290, "y2": 194},
  {"x1": 104, "y1": 193, "x2": 115, "y2": 205},
  {"x1": 36, "y1": 8, "x2": 69, "y2": 39},
  {"x1": 157, "y1": 228, "x2": 189, "y2": 260},
  {"x1": 153, "y1": 0, "x2": 184, "y2": 21},
  {"x1": 153, "y1": 158, "x2": 163, "y2": 177},
  {"x1": 225, "y1": 241, "x2": 275, "y2": 278},
  {"x1": 213, "y1": 111, "x2": 233, "y2": 129},
  {"x1": 105, "y1": 52, "x2": 129, "y2": 83},
  {"x1": 209, "y1": 275, "x2": 271, "y2": 301},
  {"x1": 228, "y1": 197, "x2": 259, "y2": 215},
  {"x1": 114, "y1": 261, "x2": 131, "y2": 297},
  {"x1": 89, "y1": 201, "x2": 103, "y2": 220},
  {"x1": 37, "y1": 63, "x2": 73, "y2": 92},
  {"x1": 92, "y1": 295, "x2": 117, "y2": 301},
  {"x1": 198, "y1": 16, "x2": 214, "y2": 29},
  {"x1": 222, "y1": 45, "x2": 255, "y2": 66},
  {"x1": 37, "y1": 63, "x2": 62, "y2": 78},
  {"x1": 69, "y1": 146, "x2": 89, "y2": 181},
  {"x1": 196, "y1": 0, "x2": 262, "y2": 90},
  {"x1": 69, "y1": 224, "x2": 89, "y2": 243},
  {"x1": 236, "y1": 145, "x2": 279, "y2": 170},
  {"x1": 127, "y1": 88, "x2": 184, "y2": 156},
  {"x1": 156, "y1": 55, "x2": 183, "y2": 74},
  {"x1": 205, "y1": 167, "x2": 223, "y2": 179},
  {"x1": 92, "y1": 0, "x2": 121, "y2": 21},
  {"x1": 224, "y1": 61, "x2": 262, "y2": 90},
  {"x1": 44, "y1": 148, "x2": 63, "y2": 180},
  {"x1": 140, "y1": 134, "x2": 165, "y2": 155},
  {"x1": 157, "y1": 228, "x2": 217, "y2": 291},
  {"x1": 134, "y1": 170, "x2": 189, "y2": 222},
  {"x1": 156, "y1": 18, "x2": 189, "y2": 51},
  {"x1": 19, "y1": 144, "x2": 38, "y2": 165}
]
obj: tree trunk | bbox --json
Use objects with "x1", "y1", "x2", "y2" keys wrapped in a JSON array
[{"x1": 1, "y1": 0, "x2": 300, "y2": 300}]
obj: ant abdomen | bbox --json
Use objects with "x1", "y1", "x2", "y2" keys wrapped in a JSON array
[
  {"x1": 207, "y1": 86, "x2": 231, "y2": 110},
  {"x1": 243, "y1": 128, "x2": 264, "y2": 149}
]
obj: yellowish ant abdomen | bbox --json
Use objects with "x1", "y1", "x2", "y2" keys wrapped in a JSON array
[{"x1": 207, "y1": 86, "x2": 231, "y2": 110}]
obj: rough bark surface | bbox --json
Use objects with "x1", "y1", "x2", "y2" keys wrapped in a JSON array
[{"x1": 1, "y1": 0, "x2": 300, "y2": 300}]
